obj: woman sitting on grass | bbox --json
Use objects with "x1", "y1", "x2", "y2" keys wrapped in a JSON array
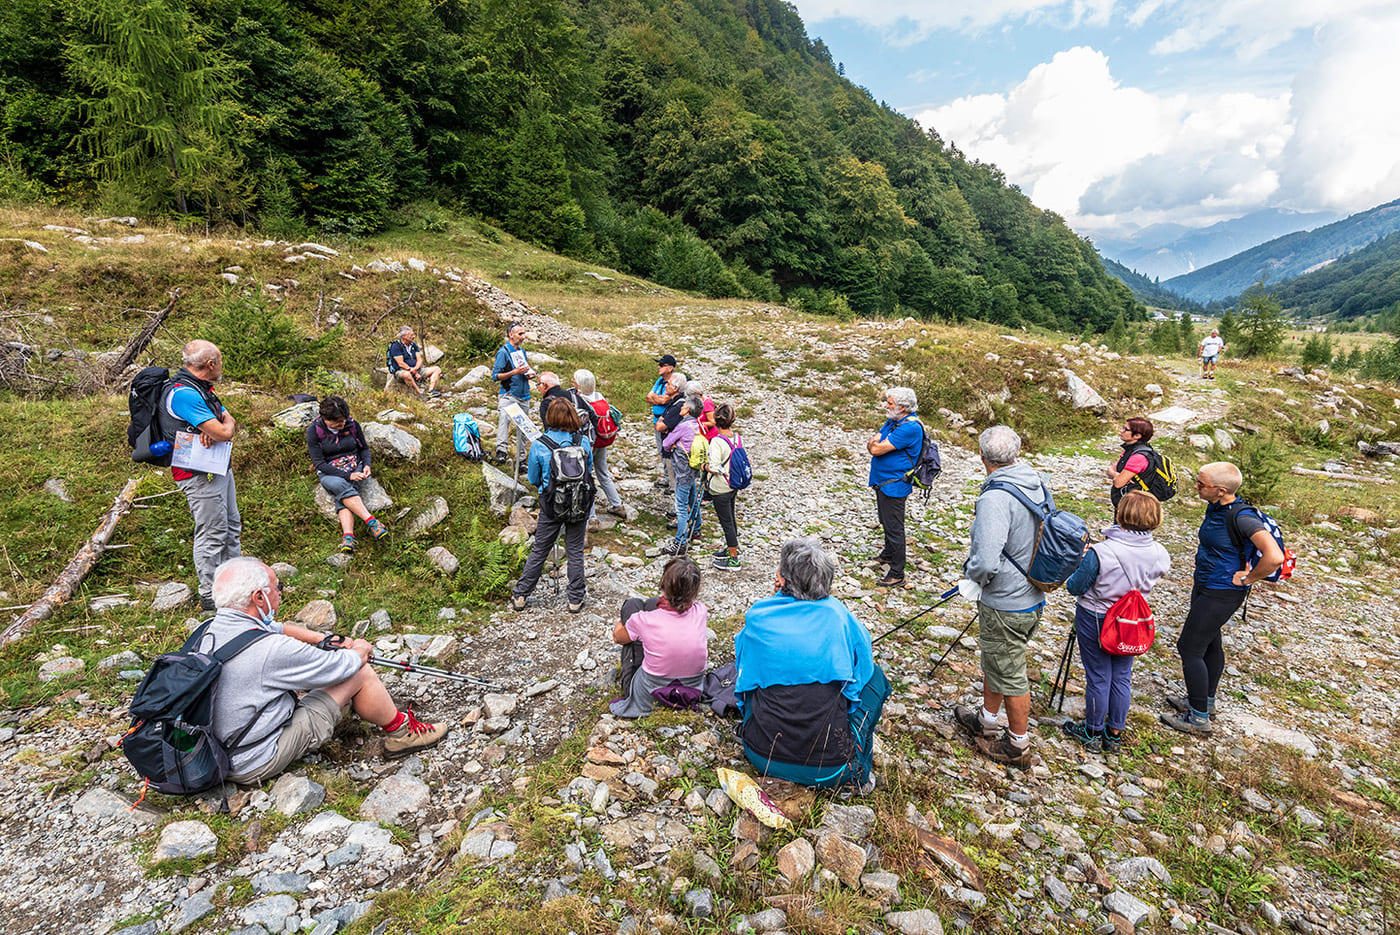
[
  {"x1": 1061, "y1": 490, "x2": 1171, "y2": 753},
  {"x1": 306, "y1": 396, "x2": 388, "y2": 554},
  {"x1": 610, "y1": 557, "x2": 709, "y2": 718}
]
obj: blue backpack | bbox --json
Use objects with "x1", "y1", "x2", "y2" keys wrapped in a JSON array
[
  {"x1": 453, "y1": 413, "x2": 483, "y2": 460},
  {"x1": 721, "y1": 435, "x2": 752, "y2": 490},
  {"x1": 982, "y1": 480, "x2": 1088, "y2": 592}
]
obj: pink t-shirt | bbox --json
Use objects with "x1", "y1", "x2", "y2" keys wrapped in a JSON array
[
  {"x1": 1123, "y1": 453, "x2": 1149, "y2": 474},
  {"x1": 699, "y1": 397, "x2": 718, "y2": 440},
  {"x1": 625, "y1": 601, "x2": 709, "y2": 678}
]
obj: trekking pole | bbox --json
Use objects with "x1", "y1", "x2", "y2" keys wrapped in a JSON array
[
  {"x1": 1047, "y1": 623, "x2": 1076, "y2": 713},
  {"x1": 926, "y1": 612, "x2": 978, "y2": 679},
  {"x1": 368, "y1": 655, "x2": 506, "y2": 692},
  {"x1": 873, "y1": 585, "x2": 959, "y2": 644}
]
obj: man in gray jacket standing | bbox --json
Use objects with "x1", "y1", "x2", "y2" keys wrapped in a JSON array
[
  {"x1": 198, "y1": 557, "x2": 449, "y2": 786},
  {"x1": 953, "y1": 426, "x2": 1047, "y2": 768}
]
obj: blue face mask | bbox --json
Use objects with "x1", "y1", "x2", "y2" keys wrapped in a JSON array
[{"x1": 255, "y1": 591, "x2": 275, "y2": 626}]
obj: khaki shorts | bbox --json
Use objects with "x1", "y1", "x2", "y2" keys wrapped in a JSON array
[
  {"x1": 978, "y1": 603, "x2": 1043, "y2": 697},
  {"x1": 228, "y1": 690, "x2": 342, "y2": 787}
]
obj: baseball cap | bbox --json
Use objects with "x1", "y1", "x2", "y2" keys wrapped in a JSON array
[{"x1": 654, "y1": 354, "x2": 677, "y2": 367}]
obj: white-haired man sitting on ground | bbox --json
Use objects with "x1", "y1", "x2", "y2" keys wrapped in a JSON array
[{"x1": 200, "y1": 557, "x2": 449, "y2": 786}]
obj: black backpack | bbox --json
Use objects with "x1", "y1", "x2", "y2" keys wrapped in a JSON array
[
  {"x1": 539, "y1": 433, "x2": 595, "y2": 523},
  {"x1": 873, "y1": 416, "x2": 941, "y2": 500},
  {"x1": 1116, "y1": 443, "x2": 1179, "y2": 503},
  {"x1": 568, "y1": 389, "x2": 599, "y2": 443},
  {"x1": 128, "y1": 366, "x2": 173, "y2": 465},
  {"x1": 120, "y1": 623, "x2": 281, "y2": 795}
]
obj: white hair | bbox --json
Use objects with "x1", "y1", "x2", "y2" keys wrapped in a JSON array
[
  {"x1": 778, "y1": 537, "x2": 838, "y2": 601},
  {"x1": 398, "y1": 325, "x2": 413, "y2": 338},
  {"x1": 669, "y1": 371, "x2": 688, "y2": 391},
  {"x1": 684, "y1": 379, "x2": 705, "y2": 398},
  {"x1": 538, "y1": 371, "x2": 560, "y2": 390},
  {"x1": 979, "y1": 425, "x2": 1021, "y2": 466},
  {"x1": 886, "y1": 386, "x2": 917, "y2": 414},
  {"x1": 212, "y1": 557, "x2": 273, "y2": 610},
  {"x1": 573, "y1": 369, "x2": 596, "y2": 394}
]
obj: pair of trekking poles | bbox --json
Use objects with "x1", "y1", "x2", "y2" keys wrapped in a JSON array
[{"x1": 875, "y1": 583, "x2": 1076, "y2": 711}]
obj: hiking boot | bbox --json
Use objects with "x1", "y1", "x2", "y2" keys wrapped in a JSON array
[
  {"x1": 952, "y1": 704, "x2": 999, "y2": 740},
  {"x1": 568, "y1": 599, "x2": 585, "y2": 614},
  {"x1": 653, "y1": 479, "x2": 670, "y2": 490},
  {"x1": 713, "y1": 554, "x2": 741, "y2": 571},
  {"x1": 975, "y1": 732, "x2": 1033, "y2": 768},
  {"x1": 365, "y1": 516, "x2": 388, "y2": 539},
  {"x1": 876, "y1": 572, "x2": 906, "y2": 588},
  {"x1": 1160, "y1": 709, "x2": 1213, "y2": 737},
  {"x1": 1166, "y1": 695, "x2": 1217, "y2": 720},
  {"x1": 510, "y1": 594, "x2": 528, "y2": 612},
  {"x1": 492, "y1": 450, "x2": 509, "y2": 465},
  {"x1": 383, "y1": 710, "x2": 450, "y2": 759},
  {"x1": 200, "y1": 595, "x2": 217, "y2": 612},
  {"x1": 1101, "y1": 730, "x2": 1123, "y2": 754},
  {"x1": 1060, "y1": 719, "x2": 1103, "y2": 753},
  {"x1": 689, "y1": 524, "x2": 704, "y2": 542},
  {"x1": 666, "y1": 518, "x2": 678, "y2": 530},
  {"x1": 870, "y1": 553, "x2": 891, "y2": 566},
  {"x1": 710, "y1": 545, "x2": 731, "y2": 559},
  {"x1": 607, "y1": 503, "x2": 628, "y2": 517},
  {"x1": 340, "y1": 534, "x2": 357, "y2": 554},
  {"x1": 426, "y1": 389, "x2": 442, "y2": 398},
  {"x1": 660, "y1": 539, "x2": 687, "y2": 557}
]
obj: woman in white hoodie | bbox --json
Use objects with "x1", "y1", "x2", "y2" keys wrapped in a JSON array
[{"x1": 1062, "y1": 491, "x2": 1171, "y2": 753}]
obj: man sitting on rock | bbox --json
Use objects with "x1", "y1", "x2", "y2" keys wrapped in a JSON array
[
  {"x1": 388, "y1": 325, "x2": 442, "y2": 397},
  {"x1": 200, "y1": 557, "x2": 449, "y2": 786}
]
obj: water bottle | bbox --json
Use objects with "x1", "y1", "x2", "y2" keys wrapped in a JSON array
[{"x1": 150, "y1": 440, "x2": 173, "y2": 457}]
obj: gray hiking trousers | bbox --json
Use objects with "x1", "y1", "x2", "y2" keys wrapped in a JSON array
[{"x1": 176, "y1": 469, "x2": 242, "y2": 600}]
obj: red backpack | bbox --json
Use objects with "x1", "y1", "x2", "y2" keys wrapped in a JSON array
[
  {"x1": 590, "y1": 398, "x2": 620, "y2": 448},
  {"x1": 1099, "y1": 589, "x2": 1155, "y2": 656}
]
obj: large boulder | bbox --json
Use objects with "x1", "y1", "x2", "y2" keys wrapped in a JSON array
[
  {"x1": 424, "y1": 344, "x2": 444, "y2": 365},
  {"x1": 482, "y1": 463, "x2": 532, "y2": 516},
  {"x1": 362, "y1": 422, "x2": 421, "y2": 460},
  {"x1": 271, "y1": 402, "x2": 319, "y2": 431},
  {"x1": 313, "y1": 476, "x2": 393, "y2": 519},
  {"x1": 403, "y1": 497, "x2": 449, "y2": 538},
  {"x1": 1062, "y1": 371, "x2": 1107, "y2": 415}
]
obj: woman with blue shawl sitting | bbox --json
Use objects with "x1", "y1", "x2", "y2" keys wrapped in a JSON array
[{"x1": 734, "y1": 537, "x2": 889, "y2": 793}]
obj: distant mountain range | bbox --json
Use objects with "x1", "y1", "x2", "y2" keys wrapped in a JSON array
[
  {"x1": 1162, "y1": 199, "x2": 1400, "y2": 303},
  {"x1": 1249, "y1": 230, "x2": 1400, "y2": 320},
  {"x1": 1094, "y1": 208, "x2": 1340, "y2": 281}
]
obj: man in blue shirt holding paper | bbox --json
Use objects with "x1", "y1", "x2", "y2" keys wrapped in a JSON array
[
  {"x1": 490, "y1": 322, "x2": 533, "y2": 466},
  {"x1": 156, "y1": 339, "x2": 240, "y2": 611}
]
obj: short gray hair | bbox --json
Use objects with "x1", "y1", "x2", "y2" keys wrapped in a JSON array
[
  {"x1": 979, "y1": 425, "x2": 1021, "y2": 466},
  {"x1": 778, "y1": 537, "x2": 838, "y2": 601},
  {"x1": 182, "y1": 340, "x2": 220, "y2": 370},
  {"x1": 683, "y1": 397, "x2": 703, "y2": 418},
  {"x1": 684, "y1": 379, "x2": 705, "y2": 398},
  {"x1": 397, "y1": 325, "x2": 413, "y2": 338},
  {"x1": 573, "y1": 369, "x2": 596, "y2": 394},
  {"x1": 212, "y1": 557, "x2": 273, "y2": 610},
  {"x1": 669, "y1": 371, "x2": 688, "y2": 392},
  {"x1": 886, "y1": 386, "x2": 917, "y2": 414},
  {"x1": 538, "y1": 370, "x2": 560, "y2": 390}
]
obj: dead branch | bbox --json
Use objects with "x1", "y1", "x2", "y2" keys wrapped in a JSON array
[
  {"x1": 1, "y1": 478, "x2": 141, "y2": 649},
  {"x1": 1290, "y1": 466, "x2": 1394, "y2": 484},
  {"x1": 106, "y1": 290, "x2": 180, "y2": 381},
  {"x1": 369, "y1": 289, "x2": 417, "y2": 335}
]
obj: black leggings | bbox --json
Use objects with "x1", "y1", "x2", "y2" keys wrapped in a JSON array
[
  {"x1": 712, "y1": 490, "x2": 739, "y2": 549},
  {"x1": 1176, "y1": 585, "x2": 1246, "y2": 712}
]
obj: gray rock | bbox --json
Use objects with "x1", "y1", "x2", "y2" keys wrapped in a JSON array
[
  {"x1": 271, "y1": 562, "x2": 299, "y2": 580},
  {"x1": 89, "y1": 595, "x2": 136, "y2": 612},
  {"x1": 820, "y1": 803, "x2": 876, "y2": 841},
  {"x1": 1293, "y1": 805, "x2": 1324, "y2": 829},
  {"x1": 482, "y1": 463, "x2": 532, "y2": 515},
  {"x1": 151, "y1": 582, "x2": 193, "y2": 612},
  {"x1": 252, "y1": 872, "x2": 311, "y2": 894},
  {"x1": 482, "y1": 693, "x2": 519, "y2": 719},
  {"x1": 1064, "y1": 371, "x2": 1107, "y2": 414},
  {"x1": 73, "y1": 788, "x2": 159, "y2": 827},
  {"x1": 300, "y1": 811, "x2": 352, "y2": 838},
  {"x1": 359, "y1": 773, "x2": 430, "y2": 823},
  {"x1": 458, "y1": 831, "x2": 495, "y2": 859},
  {"x1": 424, "y1": 344, "x2": 444, "y2": 365},
  {"x1": 403, "y1": 497, "x2": 449, "y2": 538},
  {"x1": 1213, "y1": 428, "x2": 1236, "y2": 450},
  {"x1": 426, "y1": 546, "x2": 459, "y2": 574},
  {"x1": 704, "y1": 788, "x2": 732, "y2": 817},
  {"x1": 39, "y1": 657, "x2": 84, "y2": 681},
  {"x1": 326, "y1": 843, "x2": 362, "y2": 868},
  {"x1": 313, "y1": 902, "x2": 372, "y2": 932},
  {"x1": 1189, "y1": 433, "x2": 1213, "y2": 450},
  {"x1": 325, "y1": 551, "x2": 353, "y2": 570},
  {"x1": 1106, "y1": 856, "x2": 1173, "y2": 886},
  {"x1": 682, "y1": 888, "x2": 713, "y2": 919},
  {"x1": 111, "y1": 923, "x2": 160, "y2": 935},
  {"x1": 269, "y1": 774, "x2": 325, "y2": 816},
  {"x1": 43, "y1": 478, "x2": 73, "y2": 502},
  {"x1": 691, "y1": 850, "x2": 722, "y2": 884},
  {"x1": 314, "y1": 477, "x2": 393, "y2": 520},
  {"x1": 241, "y1": 894, "x2": 300, "y2": 933},
  {"x1": 884, "y1": 908, "x2": 944, "y2": 935},
  {"x1": 1044, "y1": 875, "x2": 1073, "y2": 909},
  {"x1": 362, "y1": 422, "x2": 422, "y2": 461},
  {"x1": 97, "y1": 649, "x2": 142, "y2": 670},
  {"x1": 1241, "y1": 788, "x2": 1273, "y2": 812},
  {"x1": 542, "y1": 879, "x2": 574, "y2": 902},
  {"x1": 861, "y1": 871, "x2": 902, "y2": 906},
  {"x1": 814, "y1": 832, "x2": 867, "y2": 888},
  {"x1": 376, "y1": 409, "x2": 413, "y2": 423},
  {"x1": 460, "y1": 365, "x2": 491, "y2": 385},
  {"x1": 369, "y1": 609, "x2": 392, "y2": 632},
  {"x1": 743, "y1": 908, "x2": 787, "y2": 932},
  {"x1": 777, "y1": 837, "x2": 814, "y2": 882},
  {"x1": 1259, "y1": 900, "x2": 1284, "y2": 926},
  {"x1": 171, "y1": 892, "x2": 215, "y2": 933},
  {"x1": 154, "y1": 820, "x2": 218, "y2": 861},
  {"x1": 1103, "y1": 890, "x2": 1152, "y2": 926},
  {"x1": 272, "y1": 402, "x2": 319, "y2": 431},
  {"x1": 592, "y1": 847, "x2": 617, "y2": 881},
  {"x1": 295, "y1": 599, "x2": 337, "y2": 630}
]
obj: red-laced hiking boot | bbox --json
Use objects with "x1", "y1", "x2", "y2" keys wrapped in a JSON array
[{"x1": 383, "y1": 710, "x2": 450, "y2": 759}]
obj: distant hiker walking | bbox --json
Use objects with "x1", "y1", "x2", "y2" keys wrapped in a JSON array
[{"x1": 1199, "y1": 329, "x2": 1225, "y2": 379}]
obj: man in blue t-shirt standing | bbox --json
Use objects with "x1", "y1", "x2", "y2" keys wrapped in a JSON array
[
  {"x1": 645, "y1": 354, "x2": 679, "y2": 491},
  {"x1": 490, "y1": 322, "x2": 534, "y2": 466},
  {"x1": 866, "y1": 386, "x2": 923, "y2": 588},
  {"x1": 156, "y1": 340, "x2": 240, "y2": 611}
]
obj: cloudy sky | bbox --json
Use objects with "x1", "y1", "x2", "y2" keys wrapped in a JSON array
[{"x1": 788, "y1": 0, "x2": 1400, "y2": 245}]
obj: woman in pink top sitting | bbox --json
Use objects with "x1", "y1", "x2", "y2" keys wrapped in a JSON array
[{"x1": 610, "y1": 558, "x2": 709, "y2": 718}]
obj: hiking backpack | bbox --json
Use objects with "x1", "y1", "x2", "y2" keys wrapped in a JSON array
[
  {"x1": 120, "y1": 623, "x2": 281, "y2": 795},
  {"x1": 540, "y1": 433, "x2": 595, "y2": 523},
  {"x1": 567, "y1": 390, "x2": 599, "y2": 444},
  {"x1": 1119, "y1": 444, "x2": 1179, "y2": 502},
  {"x1": 983, "y1": 480, "x2": 1089, "y2": 592},
  {"x1": 590, "y1": 399, "x2": 621, "y2": 449},
  {"x1": 1099, "y1": 589, "x2": 1156, "y2": 656},
  {"x1": 719, "y1": 435, "x2": 753, "y2": 490},
  {"x1": 688, "y1": 431, "x2": 709, "y2": 469},
  {"x1": 453, "y1": 413, "x2": 484, "y2": 460},
  {"x1": 128, "y1": 366, "x2": 174, "y2": 465},
  {"x1": 904, "y1": 419, "x2": 942, "y2": 500},
  {"x1": 1224, "y1": 499, "x2": 1296, "y2": 583}
]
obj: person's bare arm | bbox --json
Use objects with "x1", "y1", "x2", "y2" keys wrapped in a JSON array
[
  {"x1": 1233, "y1": 529, "x2": 1284, "y2": 586},
  {"x1": 196, "y1": 411, "x2": 236, "y2": 444},
  {"x1": 612, "y1": 619, "x2": 632, "y2": 644},
  {"x1": 867, "y1": 437, "x2": 896, "y2": 456}
]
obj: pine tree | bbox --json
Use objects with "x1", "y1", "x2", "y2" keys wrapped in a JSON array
[
  {"x1": 1178, "y1": 311, "x2": 1195, "y2": 355},
  {"x1": 1235, "y1": 287, "x2": 1287, "y2": 358}
]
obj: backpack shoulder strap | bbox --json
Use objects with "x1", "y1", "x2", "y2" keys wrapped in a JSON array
[
  {"x1": 539, "y1": 434, "x2": 561, "y2": 451},
  {"x1": 983, "y1": 479, "x2": 1051, "y2": 517},
  {"x1": 211, "y1": 628, "x2": 275, "y2": 664},
  {"x1": 1222, "y1": 498, "x2": 1256, "y2": 549}
]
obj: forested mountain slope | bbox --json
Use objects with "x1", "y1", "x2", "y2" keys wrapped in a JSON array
[
  {"x1": 1255, "y1": 231, "x2": 1400, "y2": 320},
  {"x1": 1100, "y1": 257, "x2": 1198, "y2": 312},
  {"x1": 0, "y1": 0, "x2": 1139, "y2": 328}
]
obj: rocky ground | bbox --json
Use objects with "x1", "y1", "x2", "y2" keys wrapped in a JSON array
[{"x1": 4, "y1": 254, "x2": 1400, "y2": 935}]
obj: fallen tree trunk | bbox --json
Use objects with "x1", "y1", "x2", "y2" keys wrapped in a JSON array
[
  {"x1": 1290, "y1": 466, "x2": 1394, "y2": 484},
  {"x1": 105, "y1": 292, "x2": 179, "y2": 381},
  {"x1": 1, "y1": 478, "x2": 141, "y2": 649}
]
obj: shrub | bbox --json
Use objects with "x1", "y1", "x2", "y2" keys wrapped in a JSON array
[
  {"x1": 200, "y1": 295, "x2": 343, "y2": 387},
  {"x1": 1234, "y1": 432, "x2": 1286, "y2": 503}
]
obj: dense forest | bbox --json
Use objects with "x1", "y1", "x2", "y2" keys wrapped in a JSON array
[
  {"x1": 1100, "y1": 257, "x2": 1198, "y2": 312},
  {"x1": 1246, "y1": 231, "x2": 1400, "y2": 321},
  {"x1": 0, "y1": 0, "x2": 1140, "y2": 329},
  {"x1": 1166, "y1": 198, "x2": 1400, "y2": 303}
]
